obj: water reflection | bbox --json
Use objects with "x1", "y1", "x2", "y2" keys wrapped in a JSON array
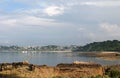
[{"x1": 0, "y1": 52, "x2": 119, "y2": 66}]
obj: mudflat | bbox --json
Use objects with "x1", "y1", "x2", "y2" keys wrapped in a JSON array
[{"x1": 79, "y1": 52, "x2": 120, "y2": 60}]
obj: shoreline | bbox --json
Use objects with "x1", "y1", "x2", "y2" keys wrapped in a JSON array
[
  {"x1": 78, "y1": 51, "x2": 120, "y2": 56},
  {"x1": 0, "y1": 50, "x2": 72, "y2": 53},
  {"x1": 0, "y1": 50, "x2": 119, "y2": 53},
  {"x1": 78, "y1": 51, "x2": 120, "y2": 60},
  {"x1": 0, "y1": 61, "x2": 119, "y2": 78}
]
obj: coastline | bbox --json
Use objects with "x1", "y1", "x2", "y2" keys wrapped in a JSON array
[
  {"x1": 78, "y1": 51, "x2": 120, "y2": 56},
  {"x1": 39, "y1": 50, "x2": 72, "y2": 52},
  {"x1": 0, "y1": 50, "x2": 72, "y2": 53},
  {"x1": 78, "y1": 51, "x2": 120, "y2": 60},
  {"x1": 0, "y1": 61, "x2": 119, "y2": 78}
]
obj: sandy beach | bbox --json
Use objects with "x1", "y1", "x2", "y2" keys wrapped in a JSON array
[{"x1": 79, "y1": 52, "x2": 120, "y2": 60}]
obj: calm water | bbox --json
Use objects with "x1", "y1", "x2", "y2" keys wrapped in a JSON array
[{"x1": 0, "y1": 52, "x2": 119, "y2": 66}]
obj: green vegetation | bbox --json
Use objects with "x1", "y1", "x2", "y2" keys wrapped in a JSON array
[
  {"x1": 105, "y1": 69, "x2": 120, "y2": 78},
  {"x1": 0, "y1": 74, "x2": 28, "y2": 78},
  {"x1": 90, "y1": 75, "x2": 103, "y2": 78},
  {"x1": 74, "y1": 40, "x2": 120, "y2": 52}
]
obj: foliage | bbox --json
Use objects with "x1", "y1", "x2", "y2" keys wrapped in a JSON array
[
  {"x1": 74, "y1": 40, "x2": 120, "y2": 52},
  {"x1": 105, "y1": 69, "x2": 120, "y2": 78},
  {"x1": 90, "y1": 75, "x2": 103, "y2": 78},
  {"x1": 0, "y1": 74, "x2": 28, "y2": 78}
]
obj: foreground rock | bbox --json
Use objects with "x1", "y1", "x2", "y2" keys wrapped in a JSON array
[
  {"x1": 57, "y1": 62, "x2": 103, "y2": 78},
  {"x1": 0, "y1": 62, "x2": 119, "y2": 78}
]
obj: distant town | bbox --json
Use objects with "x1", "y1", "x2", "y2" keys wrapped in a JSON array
[{"x1": 0, "y1": 45, "x2": 77, "y2": 52}]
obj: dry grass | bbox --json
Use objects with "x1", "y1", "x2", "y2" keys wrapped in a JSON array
[
  {"x1": 0, "y1": 66, "x2": 59, "y2": 78},
  {"x1": 0, "y1": 62, "x2": 104, "y2": 78}
]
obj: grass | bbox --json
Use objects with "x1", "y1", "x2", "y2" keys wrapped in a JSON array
[
  {"x1": 106, "y1": 70, "x2": 120, "y2": 78},
  {"x1": 0, "y1": 74, "x2": 28, "y2": 78}
]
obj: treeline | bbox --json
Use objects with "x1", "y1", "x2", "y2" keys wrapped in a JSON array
[
  {"x1": 0, "y1": 45, "x2": 75, "y2": 52},
  {"x1": 73, "y1": 40, "x2": 120, "y2": 52},
  {"x1": 0, "y1": 46, "x2": 22, "y2": 51}
]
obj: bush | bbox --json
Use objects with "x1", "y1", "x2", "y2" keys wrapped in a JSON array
[
  {"x1": 0, "y1": 74, "x2": 28, "y2": 78},
  {"x1": 90, "y1": 75, "x2": 103, "y2": 78},
  {"x1": 106, "y1": 70, "x2": 120, "y2": 78}
]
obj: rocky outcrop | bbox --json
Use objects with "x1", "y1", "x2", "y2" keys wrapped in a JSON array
[
  {"x1": 0, "y1": 61, "x2": 105, "y2": 78},
  {"x1": 0, "y1": 63, "x2": 12, "y2": 71},
  {"x1": 0, "y1": 61, "x2": 29, "y2": 71},
  {"x1": 56, "y1": 63, "x2": 103, "y2": 78}
]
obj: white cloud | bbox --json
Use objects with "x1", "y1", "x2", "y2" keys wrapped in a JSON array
[
  {"x1": 0, "y1": 14, "x2": 71, "y2": 28},
  {"x1": 80, "y1": 1, "x2": 120, "y2": 7},
  {"x1": 78, "y1": 27, "x2": 85, "y2": 31},
  {"x1": 0, "y1": 18, "x2": 17, "y2": 27},
  {"x1": 15, "y1": 6, "x2": 65, "y2": 17},
  {"x1": 44, "y1": 6, "x2": 65, "y2": 16},
  {"x1": 17, "y1": 16, "x2": 62, "y2": 26},
  {"x1": 100, "y1": 23, "x2": 120, "y2": 37}
]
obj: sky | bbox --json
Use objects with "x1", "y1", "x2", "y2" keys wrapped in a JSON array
[{"x1": 0, "y1": 0, "x2": 120, "y2": 46}]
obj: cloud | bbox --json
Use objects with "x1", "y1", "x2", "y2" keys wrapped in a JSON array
[
  {"x1": 80, "y1": 1, "x2": 120, "y2": 7},
  {"x1": 15, "y1": 8, "x2": 43, "y2": 15},
  {"x1": 0, "y1": 19, "x2": 17, "y2": 27},
  {"x1": 100, "y1": 23, "x2": 120, "y2": 37},
  {"x1": 1, "y1": 0, "x2": 120, "y2": 45},
  {"x1": 17, "y1": 16, "x2": 69, "y2": 27},
  {"x1": 78, "y1": 27, "x2": 85, "y2": 31},
  {"x1": 43, "y1": 6, "x2": 65, "y2": 16},
  {"x1": 0, "y1": 14, "x2": 73, "y2": 29},
  {"x1": 13, "y1": 5, "x2": 65, "y2": 17},
  {"x1": 13, "y1": 0, "x2": 41, "y2": 5}
]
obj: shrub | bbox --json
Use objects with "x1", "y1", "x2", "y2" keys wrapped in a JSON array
[
  {"x1": 90, "y1": 75, "x2": 102, "y2": 78},
  {"x1": 106, "y1": 70, "x2": 120, "y2": 78}
]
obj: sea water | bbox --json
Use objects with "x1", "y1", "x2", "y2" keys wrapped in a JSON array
[{"x1": 0, "y1": 52, "x2": 119, "y2": 66}]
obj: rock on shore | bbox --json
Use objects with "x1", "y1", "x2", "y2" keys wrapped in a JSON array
[{"x1": 0, "y1": 61, "x2": 119, "y2": 78}]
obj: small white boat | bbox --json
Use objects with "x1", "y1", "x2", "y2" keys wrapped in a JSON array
[{"x1": 22, "y1": 51, "x2": 28, "y2": 53}]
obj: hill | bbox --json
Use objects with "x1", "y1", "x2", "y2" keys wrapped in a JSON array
[{"x1": 73, "y1": 40, "x2": 120, "y2": 52}]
